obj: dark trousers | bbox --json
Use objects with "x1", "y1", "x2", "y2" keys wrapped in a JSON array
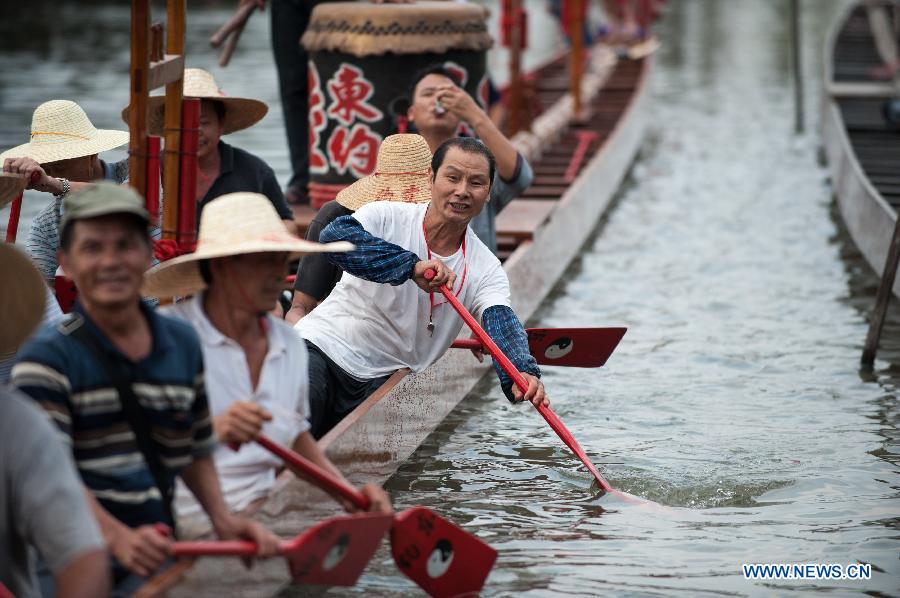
[
  {"x1": 271, "y1": 0, "x2": 322, "y2": 192},
  {"x1": 38, "y1": 555, "x2": 171, "y2": 598},
  {"x1": 306, "y1": 341, "x2": 391, "y2": 439}
]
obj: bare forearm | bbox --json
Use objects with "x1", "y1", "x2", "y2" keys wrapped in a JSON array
[
  {"x1": 84, "y1": 489, "x2": 128, "y2": 543},
  {"x1": 179, "y1": 456, "x2": 232, "y2": 528},
  {"x1": 291, "y1": 432, "x2": 350, "y2": 490},
  {"x1": 56, "y1": 549, "x2": 110, "y2": 598},
  {"x1": 466, "y1": 110, "x2": 520, "y2": 181},
  {"x1": 284, "y1": 291, "x2": 317, "y2": 325}
]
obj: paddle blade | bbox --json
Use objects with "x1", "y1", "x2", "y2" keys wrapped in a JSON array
[
  {"x1": 526, "y1": 327, "x2": 626, "y2": 368},
  {"x1": 285, "y1": 512, "x2": 393, "y2": 587},
  {"x1": 389, "y1": 506, "x2": 497, "y2": 598}
]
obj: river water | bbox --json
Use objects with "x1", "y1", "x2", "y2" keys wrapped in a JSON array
[
  {"x1": 2, "y1": 0, "x2": 899, "y2": 596},
  {"x1": 358, "y1": 0, "x2": 900, "y2": 596}
]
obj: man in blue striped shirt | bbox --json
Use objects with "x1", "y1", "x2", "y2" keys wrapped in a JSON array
[{"x1": 12, "y1": 183, "x2": 278, "y2": 593}]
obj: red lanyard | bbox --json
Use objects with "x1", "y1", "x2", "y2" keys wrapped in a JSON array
[{"x1": 422, "y1": 218, "x2": 467, "y2": 335}]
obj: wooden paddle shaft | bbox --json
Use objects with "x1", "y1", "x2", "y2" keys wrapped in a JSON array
[
  {"x1": 218, "y1": 11, "x2": 252, "y2": 67},
  {"x1": 5, "y1": 173, "x2": 40, "y2": 243},
  {"x1": 423, "y1": 268, "x2": 614, "y2": 493},
  {"x1": 210, "y1": 2, "x2": 256, "y2": 47},
  {"x1": 254, "y1": 434, "x2": 371, "y2": 510},
  {"x1": 173, "y1": 539, "x2": 291, "y2": 557}
]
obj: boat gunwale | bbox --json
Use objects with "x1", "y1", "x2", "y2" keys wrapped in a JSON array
[{"x1": 821, "y1": 0, "x2": 900, "y2": 298}]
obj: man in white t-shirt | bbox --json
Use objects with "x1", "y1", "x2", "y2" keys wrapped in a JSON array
[
  {"x1": 296, "y1": 137, "x2": 549, "y2": 438},
  {"x1": 142, "y1": 192, "x2": 391, "y2": 528}
]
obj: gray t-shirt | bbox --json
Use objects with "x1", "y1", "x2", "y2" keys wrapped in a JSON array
[
  {"x1": 469, "y1": 153, "x2": 534, "y2": 253},
  {"x1": 0, "y1": 388, "x2": 105, "y2": 597}
]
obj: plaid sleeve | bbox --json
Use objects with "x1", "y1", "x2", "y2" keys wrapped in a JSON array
[
  {"x1": 482, "y1": 305, "x2": 541, "y2": 402},
  {"x1": 319, "y1": 215, "x2": 420, "y2": 285}
]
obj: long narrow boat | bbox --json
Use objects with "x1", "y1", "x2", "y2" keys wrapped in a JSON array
[
  {"x1": 144, "y1": 43, "x2": 652, "y2": 595},
  {"x1": 822, "y1": 1, "x2": 900, "y2": 298}
]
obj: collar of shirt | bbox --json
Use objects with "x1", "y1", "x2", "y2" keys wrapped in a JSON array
[
  {"x1": 183, "y1": 293, "x2": 287, "y2": 358},
  {"x1": 218, "y1": 141, "x2": 235, "y2": 176},
  {"x1": 73, "y1": 299, "x2": 175, "y2": 362}
]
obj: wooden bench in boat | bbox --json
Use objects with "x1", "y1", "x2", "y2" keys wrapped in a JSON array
[{"x1": 496, "y1": 199, "x2": 556, "y2": 242}]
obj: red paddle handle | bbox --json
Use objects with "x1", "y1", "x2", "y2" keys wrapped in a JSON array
[
  {"x1": 4, "y1": 173, "x2": 39, "y2": 244},
  {"x1": 254, "y1": 435, "x2": 371, "y2": 510},
  {"x1": 423, "y1": 269, "x2": 614, "y2": 493},
  {"x1": 172, "y1": 539, "x2": 290, "y2": 557},
  {"x1": 451, "y1": 338, "x2": 482, "y2": 350}
]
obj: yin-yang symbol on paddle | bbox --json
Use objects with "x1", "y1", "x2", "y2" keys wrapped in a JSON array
[
  {"x1": 426, "y1": 539, "x2": 454, "y2": 578},
  {"x1": 544, "y1": 337, "x2": 573, "y2": 360},
  {"x1": 322, "y1": 533, "x2": 350, "y2": 571}
]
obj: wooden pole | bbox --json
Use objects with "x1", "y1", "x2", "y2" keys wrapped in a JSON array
[
  {"x1": 128, "y1": 0, "x2": 150, "y2": 199},
  {"x1": 177, "y1": 98, "x2": 201, "y2": 250},
  {"x1": 569, "y1": 0, "x2": 584, "y2": 118},
  {"x1": 861, "y1": 215, "x2": 900, "y2": 368},
  {"x1": 163, "y1": 0, "x2": 185, "y2": 241},
  {"x1": 507, "y1": 0, "x2": 524, "y2": 135},
  {"x1": 4, "y1": 193, "x2": 24, "y2": 243},
  {"x1": 790, "y1": 0, "x2": 804, "y2": 134}
]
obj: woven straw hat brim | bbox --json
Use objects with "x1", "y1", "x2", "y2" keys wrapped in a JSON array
[
  {"x1": 122, "y1": 97, "x2": 268, "y2": 137},
  {"x1": 0, "y1": 129, "x2": 129, "y2": 165},
  {"x1": 0, "y1": 173, "x2": 27, "y2": 210},
  {"x1": 0, "y1": 244, "x2": 46, "y2": 354},
  {"x1": 142, "y1": 237, "x2": 354, "y2": 299},
  {"x1": 336, "y1": 172, "x2": 432, "y2": 211}
]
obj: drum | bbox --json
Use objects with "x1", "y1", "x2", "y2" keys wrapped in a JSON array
[{"x1": 303, "y1": 1, "x2": 492, "y2": 207}]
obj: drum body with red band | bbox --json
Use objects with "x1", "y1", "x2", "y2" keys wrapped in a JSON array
[{"x1": 303, "y1": 1, "x2": 492, "y2": 208}]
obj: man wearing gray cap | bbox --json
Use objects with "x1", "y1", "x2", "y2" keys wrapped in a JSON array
[
  {"x1": 0, "y1": 243, "x2": 109, "y2": 598},
  {"x1": 12, "y1": 183, "x2": 279, "y2": 593}
]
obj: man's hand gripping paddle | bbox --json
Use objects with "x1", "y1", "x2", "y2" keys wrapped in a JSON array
[
  {"x1": 252, "y1": 434, "x2": 497, "y2": 597},
  {"x1": 161, "y1": 513, "x2": 393, "y2": 587},
  {"x1": 425, "y1": 269, "x2": 660, "y2": 507}
]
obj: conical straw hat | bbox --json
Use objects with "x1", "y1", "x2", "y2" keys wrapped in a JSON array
[
  {"x1": 0, "y1": 244, "x2": 46, "y2": 355},
  {"x1": 335, "y1": 134, "x2": 433, "y2": 211},
  {"x1": 142, "y1": 192, "x2": 353, "y2": 298},
  {"x1": 0, "y1": 100, "x2": 129, "y2": 165},
  {"x1": 0, "y1": 173, "x2": 27, "y2": 210},
  {"x1": 122, "y1": 68, "x2": 268, "y2": 136}
]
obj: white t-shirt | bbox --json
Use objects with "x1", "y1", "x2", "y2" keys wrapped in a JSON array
[
  {"x1": 296, "y1": 202, "x2": 510, "y2": 379},
  {"x1": 164, "y1": 295, "x2": 310, "y2": 518}
]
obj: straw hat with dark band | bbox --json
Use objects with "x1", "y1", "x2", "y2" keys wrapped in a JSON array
[
  {"x1": 142, "y1": 192, "x2": 353, "y2": 298},
  {"x1": 122, "y1": 68, "x2": 268, "y2": 136},
  {"x1": 0, "y1": 244, "x2": 46, "y2": 355},
  {"x1": 335, "y1": 134, "x2": 433, "y2": 211},
  {"x1": 0, "y1": 100, "x2": 129, "y2": 165},
  {"x1": 0, "y1": 173, "x2": 27, "y2": 210}
]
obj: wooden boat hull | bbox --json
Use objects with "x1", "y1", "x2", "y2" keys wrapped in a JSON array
[
  {"x1": 146, "y1": 51, "x2": 652, "y2": 597},
  {"x1": 821, "y1": 1, "x2": 900, "y2": 299}
]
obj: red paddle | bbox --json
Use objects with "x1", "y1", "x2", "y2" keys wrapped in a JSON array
[
  {"x1": 169, "y1": 512, "x2": 393, "y2": 587},
  {"x1": 452, "y1": 327, "x2": 627, "y2": 368},
  {"x1": 3, "y1": 172, "x2": 37, "y2": 243},
  {"x1": 252, "y1": 434, "x2": 497, "y2": 598},
  {"x1": 424, "y1": 269, "x2": 654, "y2": 505}
]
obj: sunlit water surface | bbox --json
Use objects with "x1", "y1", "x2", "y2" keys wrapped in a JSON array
[{"x1": 345, "y1": 1, "x2": 900, "y2": 595}]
